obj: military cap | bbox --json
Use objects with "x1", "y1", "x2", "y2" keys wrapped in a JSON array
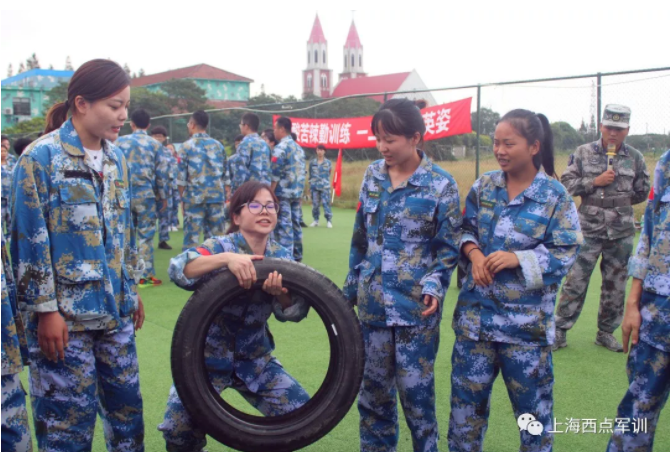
[{"x1": 602, "y1": 104, "x2": 631, "y2": 128}]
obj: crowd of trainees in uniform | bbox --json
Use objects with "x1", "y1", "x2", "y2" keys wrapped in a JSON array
[
  {"x1": 1, "y1": 58, "x2": 668, "y2": 452},
  {"x1": 106, "y1": 102, "x2": 336, "y2": 290}
]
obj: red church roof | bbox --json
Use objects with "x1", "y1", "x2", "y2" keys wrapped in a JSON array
[
  {"x1": 331, "y1": 72, "x2": 410, "y2": 103},
  {"x1": 131, "y1": 63, "x2": 253, "y2": 87},
  {"x1": 344, "y1": 20, "x2": 362, "y2": 48},
  {"x1": 308, "y1": 14, "x2": 327, "y2": 44}
]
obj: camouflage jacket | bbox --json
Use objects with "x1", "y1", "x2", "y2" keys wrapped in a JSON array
[
  {"x1": 309, "y1": 158, "x2": 332, "y2": 191},
  {"x1": 161, "y1": 146, "x2": 179, "y2": 191},
  {"x1": 628, "y1": 149, "x2": 670, "y2": 351},
  {"x1": 225, "y1": 153, "x2": 247, "y2": 194},
  {"x1": 561, "y1": 139, "x2": 649, "y2": 239},
  {"x1": 236, "y1": 133, "x2": 271, "y2": 186},
  {"x1": 10, "y1": 119, "x2": 139, "y2": 331},
  {"x1": 168, "y1": 232, "x2": 309, "y2": 388},
  {"x1": 2, "y1": 231, "x2": 28, "y2": 376},
  {"x1": 271, "y1": 136, "x2": 306, "y2": 199},
  {"x1": 178, "y1": 132, "x2": 227, "y2": 204},
  {"x1": 115, "y1": 129, "x2": 169, "y2": 200},
  {"x1": 343, "y1": 152, "x2": 462, "y2": 327},
  {"x1": 456, "y1": 170, "x2": 583, "y2": 346}
]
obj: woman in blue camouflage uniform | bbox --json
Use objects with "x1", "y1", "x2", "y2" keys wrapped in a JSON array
[
  {"x1": 607, "y1": 149, "x2": 670, "y2": 451},
  {"x1": 449, "y1": 110, "x2": 582, "y2": 452},
  {"x1": 2, "y1": 230, "x2": 32, "y2": 451},
  {"x1": 344, "y1": 99, "x2": 462, "y2": 452},
  {"x1": 10, "y1": 59, "x2": 145, "y2": 452},
  {"x1": 160, "y1": 181, "x2": 310, "y2": 452}
]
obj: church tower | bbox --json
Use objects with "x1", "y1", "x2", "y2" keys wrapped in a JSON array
[
  {"x1": 339, "y1": 20, "x2": 366, "y2": 81},
  {"x1": 303, "y1": 14, "x2": 332, "y2": 98}
]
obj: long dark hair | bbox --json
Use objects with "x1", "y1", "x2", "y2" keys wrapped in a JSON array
[
  {"x1": 226, "y1": 181, "x2": 279, "y2": 234},
  {"x1": 499, "y1": 109, "x2": 555, "y2": 177},
  {"x1": 44, "y1": 59, "x2": 131, "y2": 134},
  {"x1": 371, "y1": 98, "x2": 426, "y2": 147}
]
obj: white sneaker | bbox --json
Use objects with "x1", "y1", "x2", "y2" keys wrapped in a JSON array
[
  {"x1": 309, "y1": 221, "x2": 319, "y2": 227},
  {"x1": 327, "y1": 221, "x2": 333, "y2": 228}
]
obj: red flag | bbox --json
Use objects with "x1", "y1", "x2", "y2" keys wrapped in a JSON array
[{"x1": 333, "y1": 149, "x2": 343, "y2": 197}]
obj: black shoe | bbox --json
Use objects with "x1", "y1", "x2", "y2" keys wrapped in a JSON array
[
  {"x1": 299, "y1": 220, "x2": 308, "y2": 227},
  {"x1": 158, "y1": 241, "x2": 172, "y2": 250}
]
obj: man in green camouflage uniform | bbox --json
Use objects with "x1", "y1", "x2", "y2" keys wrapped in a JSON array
[{"x1": 554, "y1": 105, "x2": 650, "y2": 352}]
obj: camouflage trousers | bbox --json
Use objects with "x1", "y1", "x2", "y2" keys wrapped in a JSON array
[
  {"x1": 182, "y1": 202, "x2": 225, "y2": 251},
  {"x1": 171, "y1": 190, "x2": 180, "y2": 228},
  {"x1": 448, "y1": 338, "x2": 554, "y2": 452},
  {"x1": 275, "y1": 198, "x2": 303, "y2": 261},
  {"x1": 556, "y1": 235, "x2": 634, "y2": 333},
  {"x1": 132, "y1": 197, "x2": 157, "y2": 280},
  {"x1": 2, "y1": 373, "x2": 33, "y2": 452},
  {"x1": 311, "y1": 189, "x2": 332, "y2": 222},
  {"x1": 158, "y1": 190, "x2": 174, "y2": 243},
  {"x1": 27, "y1": 320, "x2": 144, "y2": 452},
  {"x1": 359, "y1": 320, "x2": 440, "y2": 452},
  {"x1": 158, "y1": 358, "x2": 309, "y2": 452},
  {"x1": 607, "y1": 340, "x2": 670, "y2": 451}
]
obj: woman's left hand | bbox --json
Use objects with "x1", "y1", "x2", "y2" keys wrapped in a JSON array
[
  {"x1": 483, "y1": 251, "x2": 520, "y2": 274},
  {"x1": 262, "y1": 271, "x2": 289, "y2": 297},
  {"x1": 421, "y1": 295, "x2": 439, "y2": 317},
  {"x1": 134, "y1": 296, "x2": 145, "y2": 331}
]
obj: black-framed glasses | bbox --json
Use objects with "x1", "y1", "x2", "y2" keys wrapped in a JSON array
[{"x1": 240, "y1": 201, "x2": 278, "y2": 215}]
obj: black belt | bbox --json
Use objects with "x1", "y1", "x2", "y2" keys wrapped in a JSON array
[{"x1": 581, "y1": 197, "x2": 631, "y2": 208}]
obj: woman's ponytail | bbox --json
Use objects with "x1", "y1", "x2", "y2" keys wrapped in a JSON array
[
  {"x1": 536, "y1": 113, "x2": 555, "y2": 178},
  {"x1": 44, "y1": 101, "x2": 70, "y2": 135}
]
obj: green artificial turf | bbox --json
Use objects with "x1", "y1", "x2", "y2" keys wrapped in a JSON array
[{"x1": 20, "y1": 206, "x2": 669, "y2": 451}]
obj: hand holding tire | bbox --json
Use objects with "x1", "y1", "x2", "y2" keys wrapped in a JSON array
[{"x1": 226, "y1": 254, "x2": 264, "y2": 289}]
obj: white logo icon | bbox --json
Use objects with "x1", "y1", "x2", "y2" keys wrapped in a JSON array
[{"x1": 518, "y1": 414, "x2": 544, "y2": 436}]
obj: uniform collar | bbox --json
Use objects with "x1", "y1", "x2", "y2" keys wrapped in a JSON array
[
  {"x1": 279, "y1": 135, "x2": 292, "y2": 144},
  {"x1": 133, "y1": 129, "x2": 148, "y2": 136},
  {"x1": 492, "y1": 170, "x2": 550, "y2": 204},
  {"x1": 231, "y1": 231, "x2": 274, "y2": 256},
  {"x1": 58, "y1": 118, "x2": 117, "y2": 163},
  {"x1": 192, "y1": 132, "x2": 209, "y2": 139},
  {"x1": 244, "y1": 133, "x2": 259, "y2": 141},
  {"x1": 371, "y1": 150, "x2": 432, "y2": 187}
]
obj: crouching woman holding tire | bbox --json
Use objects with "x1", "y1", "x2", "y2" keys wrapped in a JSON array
[{"x1": 159, "y1": 181, "x2": 310, "y2": 452}]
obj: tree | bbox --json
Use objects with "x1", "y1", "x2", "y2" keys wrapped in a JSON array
[
  {"x1": 551, "y1": 121, "x2": 586, "y2": 151},
  {"x1": 49, "y1": 64, "x2": 54, "y2": 70},
  {"x1": 159, "y1": 79, "x2": 209, "y2": 112},
  {"x1": 17, "y1": 62, "x2": 25, "y2": 73},
  {"x1": 2, "y1": 116, "x2": 46, "y2": 135},
  {"x1": 123, "y1": 63, "x2": 132, "y2": 77},
  {"x1": 138, "y1": 68, "x2": 146, "y2": 77},
  {"x1": 65, "y1": 56, "x2": 74, "y2": 71},
  {"x1": 7, "y1": 64, "x2": 12, "y2": 77},
  {"x1": 579, "y1": 119, "x2": 587, "y2": 134},
  {"x1": 26, "y1": 53, "x2": 40, "y2": 70},
  {"x1": 128, "y1": 87, "x2": 174, "y2": 117},
  {"x1": 471, "y1": 107, "x2": 500, "y2": 136},
  {"x1": 43, "y1": 81, "x2": 69, "y2": 114}
]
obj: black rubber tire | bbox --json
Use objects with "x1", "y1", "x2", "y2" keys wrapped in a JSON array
[{"x1": 171, "y1": 258, "x2": 364, "y2": 452}]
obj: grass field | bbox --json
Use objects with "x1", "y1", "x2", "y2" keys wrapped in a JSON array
[{"x1": 20, "y1": 162, "x2": 669, "y2": 451}]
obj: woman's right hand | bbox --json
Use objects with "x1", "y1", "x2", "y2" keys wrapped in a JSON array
[
  {"x1": 226, "y1": 254, "x2": 264, "y2": 289},
  {"x1": 470, "y1": 250, "x2": 493, "y2": 287},
  {"x1": 37, "y1": 311, "x2": 69, "y2": 362}
]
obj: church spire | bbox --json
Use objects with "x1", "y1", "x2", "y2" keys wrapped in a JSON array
[
  {"x1": 303, "y1": 13, "x2": 332, "y2": 97},
  {"x1": 340, "y1": 19, "x2": 366, "y2": 81}
]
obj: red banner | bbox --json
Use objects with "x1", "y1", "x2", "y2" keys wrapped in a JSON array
[{"x1": 273, "y1": 97, "x2": 472, "y2": 149}]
